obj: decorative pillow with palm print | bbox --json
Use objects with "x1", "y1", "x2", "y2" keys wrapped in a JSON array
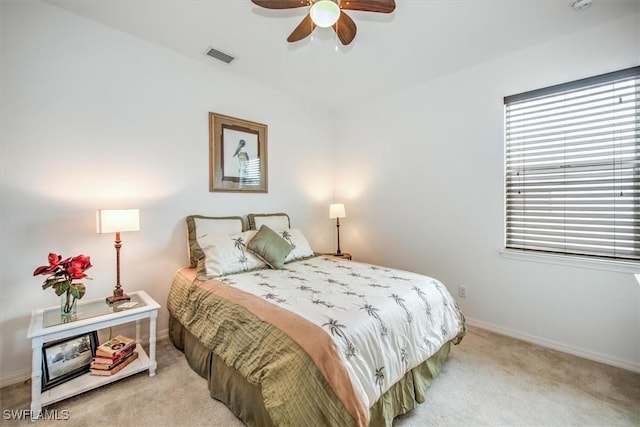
[
  {"x1": 280, "y1": 229, "x2": 315, "y2": 263},
  {"x1": 186, "y1": 215, "x2": 244, "y2": 268},
  {"x1": 197, "y1": 230, "x2": 267, "y2": 279}
]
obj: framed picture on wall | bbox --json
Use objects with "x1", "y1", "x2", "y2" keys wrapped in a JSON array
[
  {"x1": 209, "y1": 112, "x2": 268, "y2": 193},
  {"x1": 41, "y1": 331, "x2": 98, "y2": 391}
]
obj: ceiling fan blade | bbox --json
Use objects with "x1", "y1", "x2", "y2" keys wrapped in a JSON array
[
  {"x1": 333, "y1": 11, "x2": 357, "y2": 45},
  {"x1": 339, "y1": 0, "x2": 396, "y2": 13},
  {"x1": 287, "y1": 13, "x2": 317, "y2": 42},
  {"x1": 252, "y1": 0, "x2": 310, "y2": 9}
]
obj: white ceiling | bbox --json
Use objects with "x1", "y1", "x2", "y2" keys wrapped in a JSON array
[{"x1": 43, "y1": 0, "x2": 639, "y2": 112}]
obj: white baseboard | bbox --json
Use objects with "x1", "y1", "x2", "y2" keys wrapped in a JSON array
[
  {"x1": 0, "y1": 368, "x2": 32, "y2": 389},
  {"x1": 466, "y1": 317, "x2": 640, "y2": 374},
  {"x1": 156, "y1": 328, "x2": 169, "y2": 341},
  {"x1": 0, "y1": 328, "x2": 170, "y2": 388},
  {"x1": 6, "y1": 323, "x2": 637, "y2": 387}
]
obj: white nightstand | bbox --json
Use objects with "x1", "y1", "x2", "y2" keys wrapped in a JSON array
[{"x1": 26, "y1": 291, "x2": 160, "y2": 416}]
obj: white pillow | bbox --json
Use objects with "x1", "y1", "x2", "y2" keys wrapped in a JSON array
[
  {"x1": 248, "y1": 213, "x2": 290, "y2": 231},
  {"x1": 186, "y1": 215, "x2": 244, "y2": 268},
  {"x1": 197, "y1": 230, "x2": 266, "y2": 279},
  {"x1": 193, "y1": 216, "x2": 243, "y2": 235},
  {"x1": 279, "y1": 229, "x2": 315, "y2": 263}
]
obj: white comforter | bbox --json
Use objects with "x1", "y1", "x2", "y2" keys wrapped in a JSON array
[{"x1": 218, "y1": 255, "x2": 465, "y2": 408}]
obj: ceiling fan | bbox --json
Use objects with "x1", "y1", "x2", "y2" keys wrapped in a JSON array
[{"x1": 251, "y1": 0, "x2": 396, "y2": 46}]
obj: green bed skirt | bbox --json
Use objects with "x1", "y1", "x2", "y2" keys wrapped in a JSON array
[{"x1": 169, "y1": 314, "x2": 451, "y2": 426}]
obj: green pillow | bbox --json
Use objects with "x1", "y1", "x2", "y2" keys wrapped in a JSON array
[{"x1": 247, "y1": 225, "x2": 293, "y2": 269}]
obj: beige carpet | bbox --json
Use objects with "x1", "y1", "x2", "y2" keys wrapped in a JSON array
[{"x1": 1, "y1": 326, "x2": 638, "y2": 426}]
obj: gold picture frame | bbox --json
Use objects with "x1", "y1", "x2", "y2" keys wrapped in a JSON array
[{"x1": 209, "y1": 112, "x2": 268, "y2": 193}]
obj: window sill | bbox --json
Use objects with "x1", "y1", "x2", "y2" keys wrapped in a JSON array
[{"x1": 499, "y1": 249, "x2": 640, "y2": 274}]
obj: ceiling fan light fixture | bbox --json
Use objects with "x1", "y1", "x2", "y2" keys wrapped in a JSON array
[{"x1": 310, "y1": 0, "x2": 340, "y2": 28}]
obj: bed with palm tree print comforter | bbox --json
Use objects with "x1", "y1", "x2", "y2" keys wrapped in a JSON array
[{"x1": 168, "y1": 255, "x2": 466, "y2": 426}]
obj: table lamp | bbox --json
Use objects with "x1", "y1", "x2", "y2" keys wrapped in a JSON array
[
  {"x1": 96, "y1": 209, "x2": 140, "y2": 304},
  {"x1": 329, "y1": 203, "x2": 346, "y2": 256}
]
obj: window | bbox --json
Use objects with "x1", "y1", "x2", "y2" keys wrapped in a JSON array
[{"x1": 504, "y1": 67, "x2": 640, "y2": 261}]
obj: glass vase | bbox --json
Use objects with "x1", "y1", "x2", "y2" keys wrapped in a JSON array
[{"x1": 61, "y1": 291, "x2": 77, "y2": 316}]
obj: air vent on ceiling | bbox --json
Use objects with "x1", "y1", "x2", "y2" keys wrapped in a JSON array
[
  {"x1": 205, "y1": 47, "x2": 235, "y2": 64},
  {"x1": 571, "y1": 0, "x2": 593, "y2": 11}
]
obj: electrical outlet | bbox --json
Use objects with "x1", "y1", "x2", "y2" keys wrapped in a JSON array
[{"x1": 458, "y1": 286, "x2": 467, "y2": 298}]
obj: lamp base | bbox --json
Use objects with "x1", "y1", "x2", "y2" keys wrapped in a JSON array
[
  {"x1": 106, "y1": 293, "x2": 130, "y2": 304},
  {"x1": 328, "y1": 252, "x2": 352, "y2": 260}
]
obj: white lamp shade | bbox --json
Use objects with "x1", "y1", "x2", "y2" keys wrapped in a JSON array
[
  {"x1": 310, "y1": 0, "x2": 341, "y2": 28},
  {"x1": 329, "y1": 203, "x2": 346, "y2": 219},
  {"x1": 96, "y1": 209, "x2": 140, "y2": 233}
]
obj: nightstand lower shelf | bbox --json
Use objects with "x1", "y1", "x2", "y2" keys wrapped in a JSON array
[
  {"x1": 40, "y1": 347, "x2": 150, "y2": 407},
  {"x1": 27, "y1": 291, "x2": 160, "y2": 417}
]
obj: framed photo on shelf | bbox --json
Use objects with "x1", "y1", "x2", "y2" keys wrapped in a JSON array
[
  {"x1": 209, "y1": 112, "x2": 268, "y2": 193},
  {"x1": 42, "y1": 331, "x2": 98, "y2": 391}
]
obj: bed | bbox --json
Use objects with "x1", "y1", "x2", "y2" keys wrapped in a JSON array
[{"x1": 167, "y1": 213, "x2": 466, "y2": 426}]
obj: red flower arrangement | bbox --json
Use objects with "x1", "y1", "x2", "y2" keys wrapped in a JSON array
[{"x1": 34, "y1": 253, "x2": 92, "y2": 314}]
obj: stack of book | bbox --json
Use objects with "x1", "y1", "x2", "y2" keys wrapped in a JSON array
[{"x1": 90, "y1": 335, "x2": 138, "y2": 376}]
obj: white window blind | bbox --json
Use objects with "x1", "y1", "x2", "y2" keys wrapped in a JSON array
[{"x1": 505, "y1": 67, "x2": 640, "y2": 261}]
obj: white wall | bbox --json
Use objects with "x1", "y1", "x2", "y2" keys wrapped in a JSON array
[
  {"x1": 2, "y1": 0, "x2": 639, "y2": 387},
  {"x1": 335, "y1": 13, "x2": 640, "y2": 371},
  {"x1": 0, "y1": 0, "x2": 337, "y2": 384}
]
